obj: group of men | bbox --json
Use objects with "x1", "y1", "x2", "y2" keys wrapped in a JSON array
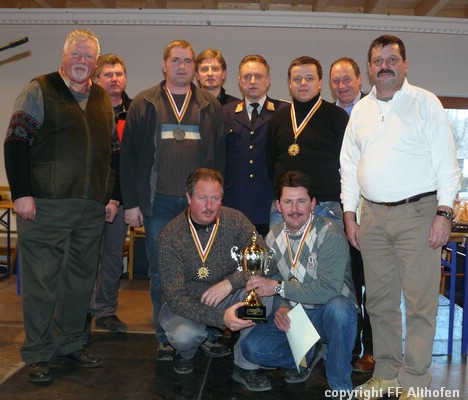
[{"x1": 4, "y1": 29, "x2": 460, "y2": 400}]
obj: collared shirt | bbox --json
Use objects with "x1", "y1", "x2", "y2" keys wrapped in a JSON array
[
  {"x1": 340, "y1": 78, "x2": 461, "y2": 212},
  {"x1": 336, "y1": 92, "x2": 362, "y2": 116},
  {"x1": 245, "y1": 95, "x2": 267, "y2": 120}
]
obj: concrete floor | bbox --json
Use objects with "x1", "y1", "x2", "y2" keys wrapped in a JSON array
[{"x1": 0, "y1": 275, "x2": 466, "y2": 400}]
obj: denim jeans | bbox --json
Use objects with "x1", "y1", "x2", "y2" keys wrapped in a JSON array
[
  {"x1": 269, "y1": 200, "x2": 344, "y2": 230},
  {"x1": 241, "y1": 295, "x2": 357, "y2": 390},
  {"x1": 144, "y1": 192, "x2": 187, "y2": 343}
]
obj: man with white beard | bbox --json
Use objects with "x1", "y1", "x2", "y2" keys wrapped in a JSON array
[{"x1": 4, "y1": 29, "x2": 115, "y2": 384}]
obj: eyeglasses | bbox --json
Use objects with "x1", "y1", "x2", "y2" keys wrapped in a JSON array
[{"x1": 370, "y1": 56, "x2": 401, "y2": 67}]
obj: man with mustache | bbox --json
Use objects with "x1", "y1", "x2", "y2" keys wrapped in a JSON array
[
  {"x1": 4, "y1": 30, "x2": 114, "y2": 383},
  {"x1": 120, "y1": 40, "x2": 225, "y2": 362},
  {"x1": 241, "y1": 170, "x2": 357, "y2": 397},
  {"x1": 158, "y1": 168, "x2": 276, "y2": 391},
  {"x1": 340, "y1": 35, "x2": 461, "y2": 400}
]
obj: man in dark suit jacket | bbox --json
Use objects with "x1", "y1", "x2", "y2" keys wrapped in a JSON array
[
  {"x1": 222, "y1": 55, "x2": 288, "y2": 237},
  {"x1": 330, "y1": 56, "x2": 374, "y2": 374}
]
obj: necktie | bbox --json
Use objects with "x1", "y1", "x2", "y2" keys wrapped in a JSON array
[{"x1": 250, "y1": 103, "x2": 260, "y2": 126}]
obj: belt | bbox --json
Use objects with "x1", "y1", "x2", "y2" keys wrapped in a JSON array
[{"x1": 363, "y1": 190, "x2": 437, "y2": 207}]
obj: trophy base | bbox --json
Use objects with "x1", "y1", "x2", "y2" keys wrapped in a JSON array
[{"x1": 237, "y1": 305, "x2": 268, "y2": 323}]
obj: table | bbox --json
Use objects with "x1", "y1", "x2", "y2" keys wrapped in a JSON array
[
  {"x1": 445, "y1": 232, "x2": 468, "y2": 355},
  {"x1": 0, "y1": 199, "x2": 14, "y2": 279}
]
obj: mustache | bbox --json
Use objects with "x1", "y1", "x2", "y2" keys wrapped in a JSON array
[
  {"x1": 287, "y1": 212, "x2": 302, "y2": 218},
  {"x1": 377, "y1": 69, "x2": 394, "y2": 77}
]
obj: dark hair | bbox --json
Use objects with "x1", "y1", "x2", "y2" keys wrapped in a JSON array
[
  {"x1": 367, "y1": 35, "x2": 406, "y2": 62},
  {"x1": 329, "y1": 57, "x2": 361, "y2": 78},
  {"x1": 186, "y1": 168, "x2": 224, "y2": 197},
  {"x1": 275, "y1": 171, "x2": 314, "y2": 200},
  {"x1": 288, "y1": 56, "x2": 322, "y2": 80}
]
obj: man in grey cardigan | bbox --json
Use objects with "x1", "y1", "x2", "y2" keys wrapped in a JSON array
[
  {"x1": 241, "y1": 171, "x2": 357, "y2": 396},
  {"x1": 158, "y1": 168, "x2": 277, "y2": 392}
]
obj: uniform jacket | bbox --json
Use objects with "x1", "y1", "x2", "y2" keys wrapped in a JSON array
[{"x1": 222, "y1": 97, "x2": 289, "y2": 225}]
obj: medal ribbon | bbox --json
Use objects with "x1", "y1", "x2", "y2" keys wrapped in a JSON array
[
  {"x1": 188, "y1": 208, "x2": 220, "y2": 266},
  {"x1": 164, "y1": 85, "x2": 192, "y2": 124},
  {"x1": 290, "y1": 96, "x2": 322, "y2": 142},
  {"x1": 284, "y1": 214, "x2": 313, "y2": 274}
]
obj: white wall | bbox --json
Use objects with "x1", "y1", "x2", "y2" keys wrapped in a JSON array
[{"x1": 1, "y1": 9, "x2": 467, "y2": 187}]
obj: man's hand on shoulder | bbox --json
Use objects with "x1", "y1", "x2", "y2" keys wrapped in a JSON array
[
  {"x1": 13, "y1": 196, "x2": 36, "y2": 221},
  {"x1": 223, "y1": 302, "x2": 256, "y2": 331}
]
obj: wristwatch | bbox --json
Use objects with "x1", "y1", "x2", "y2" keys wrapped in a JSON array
[
  {"x1": 274, "y1": 281, "x2": 283, "y2": 295},
  {"x1": 436, "y1": 210, "x2": 454, "y2": 221}
]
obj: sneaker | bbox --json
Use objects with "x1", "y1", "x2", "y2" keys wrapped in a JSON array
[
  {"x1": 399, "y1": 389, "x2": 424, "y2": 400},
  {"x1": 232, "y1": 365, "x2": 272, "y2": 392},
  {"x1": 173, "y1": 352, "x2": 194, "y2": 374},
  {"x1": 354, "y1": 377, "x2": 401, "y2": 400},
  {"x1": 157, "y1": 342, "x2": 175, "y2": 361},
  {"x1": 95, "y1": 315, "x2": 127, "y2": 333},
  {"x1": 285, "y1": 343, "x2": 324, "y2": 383},
  {"x1": 200, "y1": 340, "x2": 231, "y2": 358}
]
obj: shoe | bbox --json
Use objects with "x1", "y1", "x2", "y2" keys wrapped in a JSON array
[
  {"x1": 354, "y1": 377, "x2": 401, "y2": 400},
  {"x1": 53, "y1": 350, "x2": 102, "y2": 368},
  {"x1": 173, "y1": 352, "x2": 194, "y2": 374},
  {"x1": 27, "y1": 362, "x2": 52, "y2": 383},
  {"x1": 285, "y1": 343, "x2": 324, "y2": 383},
  {"x1": 232, "y1": 365, "x2": 272, "y2": 392},
  {"x1": 200, "y1": 340, "x2": 231, "y2": 358},
  {"x1": 95, "y1": 315, "x2": 127, "y2": 333},
  {"x1": 352, "y1": 353, "x2": 375, "y2": 373},
  {"x1": 157, "y1": 342, "x2": 175, "y2": 361},
  {"x1": 399, "y1": 389, "x2": 424, "y2": 400}
]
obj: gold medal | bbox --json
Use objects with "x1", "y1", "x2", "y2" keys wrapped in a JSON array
[
  {"x1": 188, "y1": 209, "x2": 220, "y2": 281},
  {"x1": 288, "y1": 143, "x2": 300, "y2": 156},
  {"x1": 289, "y1": 277, "x2": 298, "y2": 282},
  {"x1": 197, "y1": 265, "x2": 210, "y2": 279}
]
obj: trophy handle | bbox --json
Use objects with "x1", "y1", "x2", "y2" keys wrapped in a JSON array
[
  {"x1": 263, "y1": 248, "x2": 276, "y2": 275},
  {"x1": 231, "y1": 246, "x2": 243, "y2": 272}
]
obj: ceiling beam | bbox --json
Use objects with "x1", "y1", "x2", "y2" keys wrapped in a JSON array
[
  {"x1": 35, "y1": 0, "x2": 52, "y2": 6},
  {"x1": 89, "y1": 0, "x2": 116, "y2": 7},
  {"x1": 259, "y1": 0, "x2": 270, "y2": 11},
  {"x1": 202, "y1": 0, "x2": 218, "y2": 9},
  {"x1": 312, "y1": 0, "x2": 329, "y2": 12},
  {"x1": 144, "y1": 0, "x2": 167, "y2": 8},
  {"x1": 363, "y1": 0, "x2": 387, "y2": 14},
  {"x1": 415, "y1": 0, "x2": 450, "y2": 16}
]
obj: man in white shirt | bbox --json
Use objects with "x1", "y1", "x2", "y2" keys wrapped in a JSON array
[{"x1": 340, "y1": 35, "x2": 460, "y2": 400}]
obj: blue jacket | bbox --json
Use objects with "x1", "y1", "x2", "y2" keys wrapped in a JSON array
[{"x1": 222, "y1": 97, "x2": 288, "y2": 225}]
